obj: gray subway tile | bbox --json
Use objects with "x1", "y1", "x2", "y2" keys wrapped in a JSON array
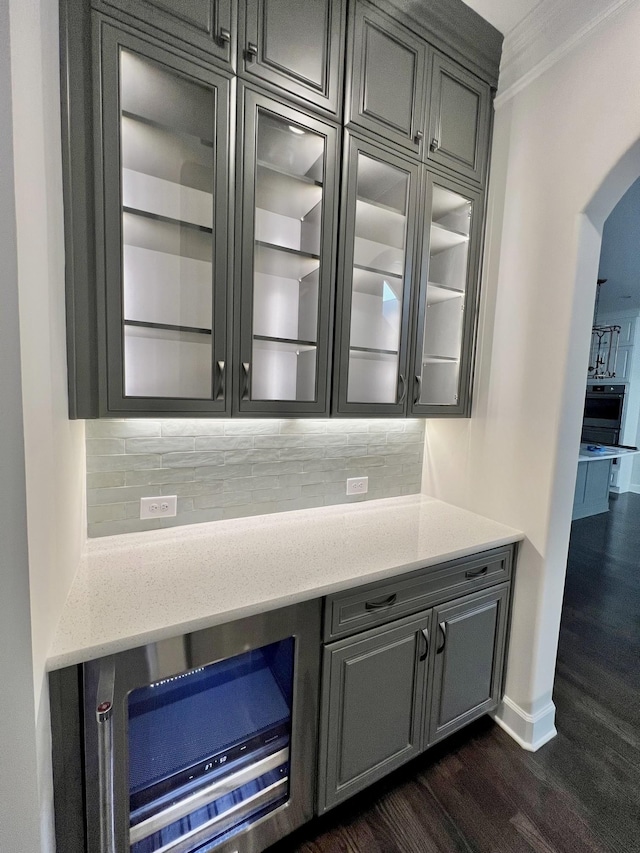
[
  {"x1": 162, "y1": 451, "x2": 225, "y2": 468},
  {"x1": 86, "y1": 420, "x2": 161, "y2": 438},
  {"x1": 224, "y1": 421, "x2": 279, "y2": 435},
  {"x1": 223, "y1": 476, "x2": 279, "y2": 492},
  {"x1": 87, "y1": 471, "x2": 126, "y2": 489},
  {"x1": 125, "y1": 437, "x2": 194, "y2": 454},
  {"x1": 254, "y1": 435, "x2": 305, "y2": 448},
  {"x1": 281, "y1": 446, "x2": 325, "y2": 461},
  {"x1": 196, "y1": 464, "x2": 254, "y2": 481},
  {"x1": 302, "y1": 433, "x2": 344, "y2": 446},
  {"x1": 161, "y1": 480, "x2": 224, "y2": 497},
  {"x1": 86, "y1": 438, "x2": 125, "y2": 456},
  {"x1": 223, "y1": 449, "x2": 280, "y2": 464},
  {"x1": 325, "y1": 445, "x2": 367, "y2": 458},
  {"x1": 87, "y1": 485, "x2": 154, "y2": 506},
  {"x1": 279, "y1": 420, "x2": 326, "y2": 434},
  {"x1": 195, "y1": 436, "x2": 254, "y2": 451},
  {"x1": 251, "y1": 461, "x2": 303, "y2": 476},
  {"x1": 278, "y1": 471, "x2": 327, "y2": 487},
  {"x1": 87, "y1": 503, "x2": 127, "y2": 524},
  {"x1": 86, "y1": 454, "x2": 161, "y2": 473},
  {"x1": 161, "y1": 420, "x2": 224, "y2": 436},
  {"x1": 194, "y1": 492, "x2": 252, "y2": 509},
  {"x1": 125, "y1": 468, "x2": 196, "y2": 486},
  {"x1": 302, "y1": 458, "x2": 348, "y2": 473}
]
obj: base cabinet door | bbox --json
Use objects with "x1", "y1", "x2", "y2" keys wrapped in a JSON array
[
  {"x1": 318, "y1": 613, "x2": 430, "y2": 812},
  {"x1": 426, "y1": 584, "x2": 509, "y2": 746}
]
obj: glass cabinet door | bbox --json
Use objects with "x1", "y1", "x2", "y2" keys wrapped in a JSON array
[
  {"x1": 334, "y1": 136, "x2": 419, "y2": 414},
  {"x1": 411, "y1": 173, "x2": 482, "y2": 415},
  {"x1": 98, "y1": 23, "x2": 230, "y2": 414},
  {"x1": 236, "y1": 88, "x2": 339, "y2": 414}
]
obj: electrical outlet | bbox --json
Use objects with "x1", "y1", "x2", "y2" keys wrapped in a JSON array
[
  {"x1": 140, "y1": 495, "x2": 177, "y2": 520},
  {"x1": 346, "y1": 476, "x2": 368, "y2": 496}
]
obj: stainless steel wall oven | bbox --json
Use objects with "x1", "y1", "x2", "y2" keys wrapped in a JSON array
[
  {"x1": 582, "y1": 383, "x2": 626, "y2": 445},
  {"x1": 51, "y1": 602, "x2": 321, "y2": 853}
]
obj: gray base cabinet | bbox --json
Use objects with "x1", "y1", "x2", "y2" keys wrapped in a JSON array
[
  {"x1": 318, "y1": 547, "x2": 514, "y2": 814},
  {"x1": 427, "y1": 584, "x2": 509, "y2": 746},
  {"x1": 319, "y1": 613, "x2": 430, "y2": 810},
  {"x1": 572, "y1": 458, "x2": 612, "y2": 520}
]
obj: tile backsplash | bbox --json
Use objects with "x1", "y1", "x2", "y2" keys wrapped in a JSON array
[{"x1": 86, "y1": 419, "x2": 425, "y2": 537}]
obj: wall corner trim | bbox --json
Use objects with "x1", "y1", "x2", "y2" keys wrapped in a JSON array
[{"x1": 491, "y1": 695, "x2": 557, "y2": 751}]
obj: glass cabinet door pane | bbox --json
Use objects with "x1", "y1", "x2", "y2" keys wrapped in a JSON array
[
  {"x1": 418, "y1": 183, "x2": 473, "y2": 406},
  {"x1": 119, "y1": 50, "x2": 215, "y2": 399},
  {"x1": 346, "y1": 154, "x2": 409, "y2": 403},
  {"x1": 250, "y1": 111, "x2": 325, "y2": 402}
]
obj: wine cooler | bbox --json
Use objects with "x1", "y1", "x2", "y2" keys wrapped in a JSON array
[{"x1": 81, "y1": 602, "x2": 321, "y2": 853}]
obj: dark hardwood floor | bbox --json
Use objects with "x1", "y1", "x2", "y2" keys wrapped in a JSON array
[{"x1": 269, "y1": 494, "x2": 640, "y2": 853}]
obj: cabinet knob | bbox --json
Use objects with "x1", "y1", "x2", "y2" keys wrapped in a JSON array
[
  {"x1": 217, "y1": 27, "x2": 231, "y2": 46},
  {"x1": 430, "y1": 137, "x2": 440, "y2": 152},
  {"x1": 245, "y1": 42, "x2": 258, "y2": 63},
  {"x1": 414, "y1": 130, "x2": 424, "y2": 144}
]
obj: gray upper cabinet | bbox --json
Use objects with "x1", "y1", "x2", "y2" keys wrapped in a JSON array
[
  {"x1": 318, "y1": 612, "x2": 430, "y2": 812},
  {"x1": 235, "y1": 87, "x2": 339, "y2": 415},
  {"x1": 240, "y1": 0, "x2": 346, "y2": 117},
  {"x1": 333, "y1": 134, "x2": 420, "y2": 416},
  {"x1": 410, "y1": 172, "x2": 483, "y2": 416},
  {"x1": 346, "y1": 0, "x2": 428, "y2": 157},
  {"x1": 96, "y1": 19, "x2": 232, "y2": 414},
  {"x1": 426, "y1": 584, "x2": 510, "y2": 746},
  {"x1": 93, "y1": 0, "x2": 236, "y2": 68},
  {"x1": 428, "y1": 53, "x2": 492, "y2": 185}
]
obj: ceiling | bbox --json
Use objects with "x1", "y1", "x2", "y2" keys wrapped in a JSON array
[{"x1": 461, "y1": 0, "x2": 542, "y2": 35}]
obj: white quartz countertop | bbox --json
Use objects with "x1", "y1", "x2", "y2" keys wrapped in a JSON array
[
  {"x1": 48, "y1": 495, "x2": 523, "y2": 670},
  {"x1": 578, "y1": 443, "x2": 640, "y2": 462}
]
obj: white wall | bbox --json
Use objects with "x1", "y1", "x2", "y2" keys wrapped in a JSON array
[
  {"x1": 6, "y1": 0, "x2": 87, "y2": 848},
  {"x1": 0, "y1": 4, "x2": 43, "y2": 849},
  {"x1": 423, "y1": 2, "x2": 640, "y2": 748}
]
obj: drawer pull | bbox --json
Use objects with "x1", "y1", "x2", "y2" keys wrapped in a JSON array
[
  {"x1": 436, "y1": 622, "x2": 447, "y2": 654},
  {"x1": 465, "y1": 565, "x2": 489, "y2": 579},
  {"x1": 419, "y1": 627, "x2": 430, "y2": 661},
  {"x1": 365, "y1": 593, "x2": 397, "y2": 611}
]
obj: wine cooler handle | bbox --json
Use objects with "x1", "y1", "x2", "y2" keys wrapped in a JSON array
[{"x1": 96, "y1": 659, "x2": 116, "y2": 853}]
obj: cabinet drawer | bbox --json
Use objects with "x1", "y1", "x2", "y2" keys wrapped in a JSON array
[{"x1": 323, "y1": 546, "x2": 513, "y2": 641}]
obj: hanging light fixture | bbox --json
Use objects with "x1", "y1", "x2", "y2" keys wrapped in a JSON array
[{"x1": 588, "y1": 278, "x2": 621, "y2": 378}]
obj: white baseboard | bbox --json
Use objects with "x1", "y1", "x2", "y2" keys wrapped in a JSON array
[{"x1": 491, "y1": 695, "x2": 557, "y2": 751}]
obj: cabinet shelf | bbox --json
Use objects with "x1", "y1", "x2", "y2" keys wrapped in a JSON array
[
  {"x1": 355, "y1": 199, "x2": 406, "y2": 249},
  {"x1": 353, "y1": 262, "x2": 403, "y2": 280},
  {"x1": 430, "y1": 223, "x2": 469, "y2": 254},
  {"x1": 125, "y1": 319, "x2": 212, "y2": 336},
  {"x1": 351, "y1": 346, "x2": 399, "y2": 357},
  {"x1": 427, "y1": 284, "x2": 465, "y2": 305},
  {"x1": 256, "y1": 163, "x2": 323, "y2": 220},
  {"x1": 423, "y1": 355, "x2": 459, "y2": 363},
  {"x1": 122, "y1": 167, "x2": 213, "y2": 230},
  {"x1": 122, "y1": 206, "x2": 213, "y2": 234},
  {"x1": 121, "y1": 109, "x2": 213, "y2": 148},
  {"x1": 254, "y1": 335, "x2": 317, "y2": 349},
  {"x1": 254, "y1": 241, "x2": 320, "y2": 280},
  {"x1": 353, "y1": 237, "x2": 404, "y2": 276}
]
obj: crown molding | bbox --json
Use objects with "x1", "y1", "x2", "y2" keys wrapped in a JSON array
[{"x1": 495, "y1": 0, "x2": 635, "y2": 108}]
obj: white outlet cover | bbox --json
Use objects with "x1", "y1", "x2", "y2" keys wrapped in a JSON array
[
  {"x1": 346, "y1": 477, "x2": 368, "y2": 496},
  {"x1": 140, "y1": 495, "x2": 177, "y2": 519}
]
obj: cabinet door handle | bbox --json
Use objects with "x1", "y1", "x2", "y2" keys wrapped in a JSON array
[
  {"x1": 414, "y1": 130, "x2": 424, "y2": 144},
  {"x1": 465, "y1": 565, "x2": 488, "y2": 579},
  {"x1": 436, "y1": 622, "x2": 447, "y2": 654},
  {"x1": 419, "y1": 627, "x2": 430, "y2": 661},
  {"x1": 217, "y1": 27, "x2": 231, "y2": 45},
  {"x1": 214, "y1": 360, "x2": 225, "y2": 401},
  {"x1": 245, "y1": 41, "x2": 258, "y2": 62},
  {"x1": 430, "y1": 137, "x2": 440, "y2": 152},
  {"x1": 96, "y1": 659, "x2": 116, "y2": 853},
  {"x1": 398, "y1": 373, "x2": 407, "y2": 405},
  {"x1": 364, "y1": 593, "x2": 397, "y2": 611},
  {"x1": 241, "y1": 362, "x2": 250, "y2": 401},
  {"x1": 413, "y1": 374, "x2": 422, "y2": 405}
]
